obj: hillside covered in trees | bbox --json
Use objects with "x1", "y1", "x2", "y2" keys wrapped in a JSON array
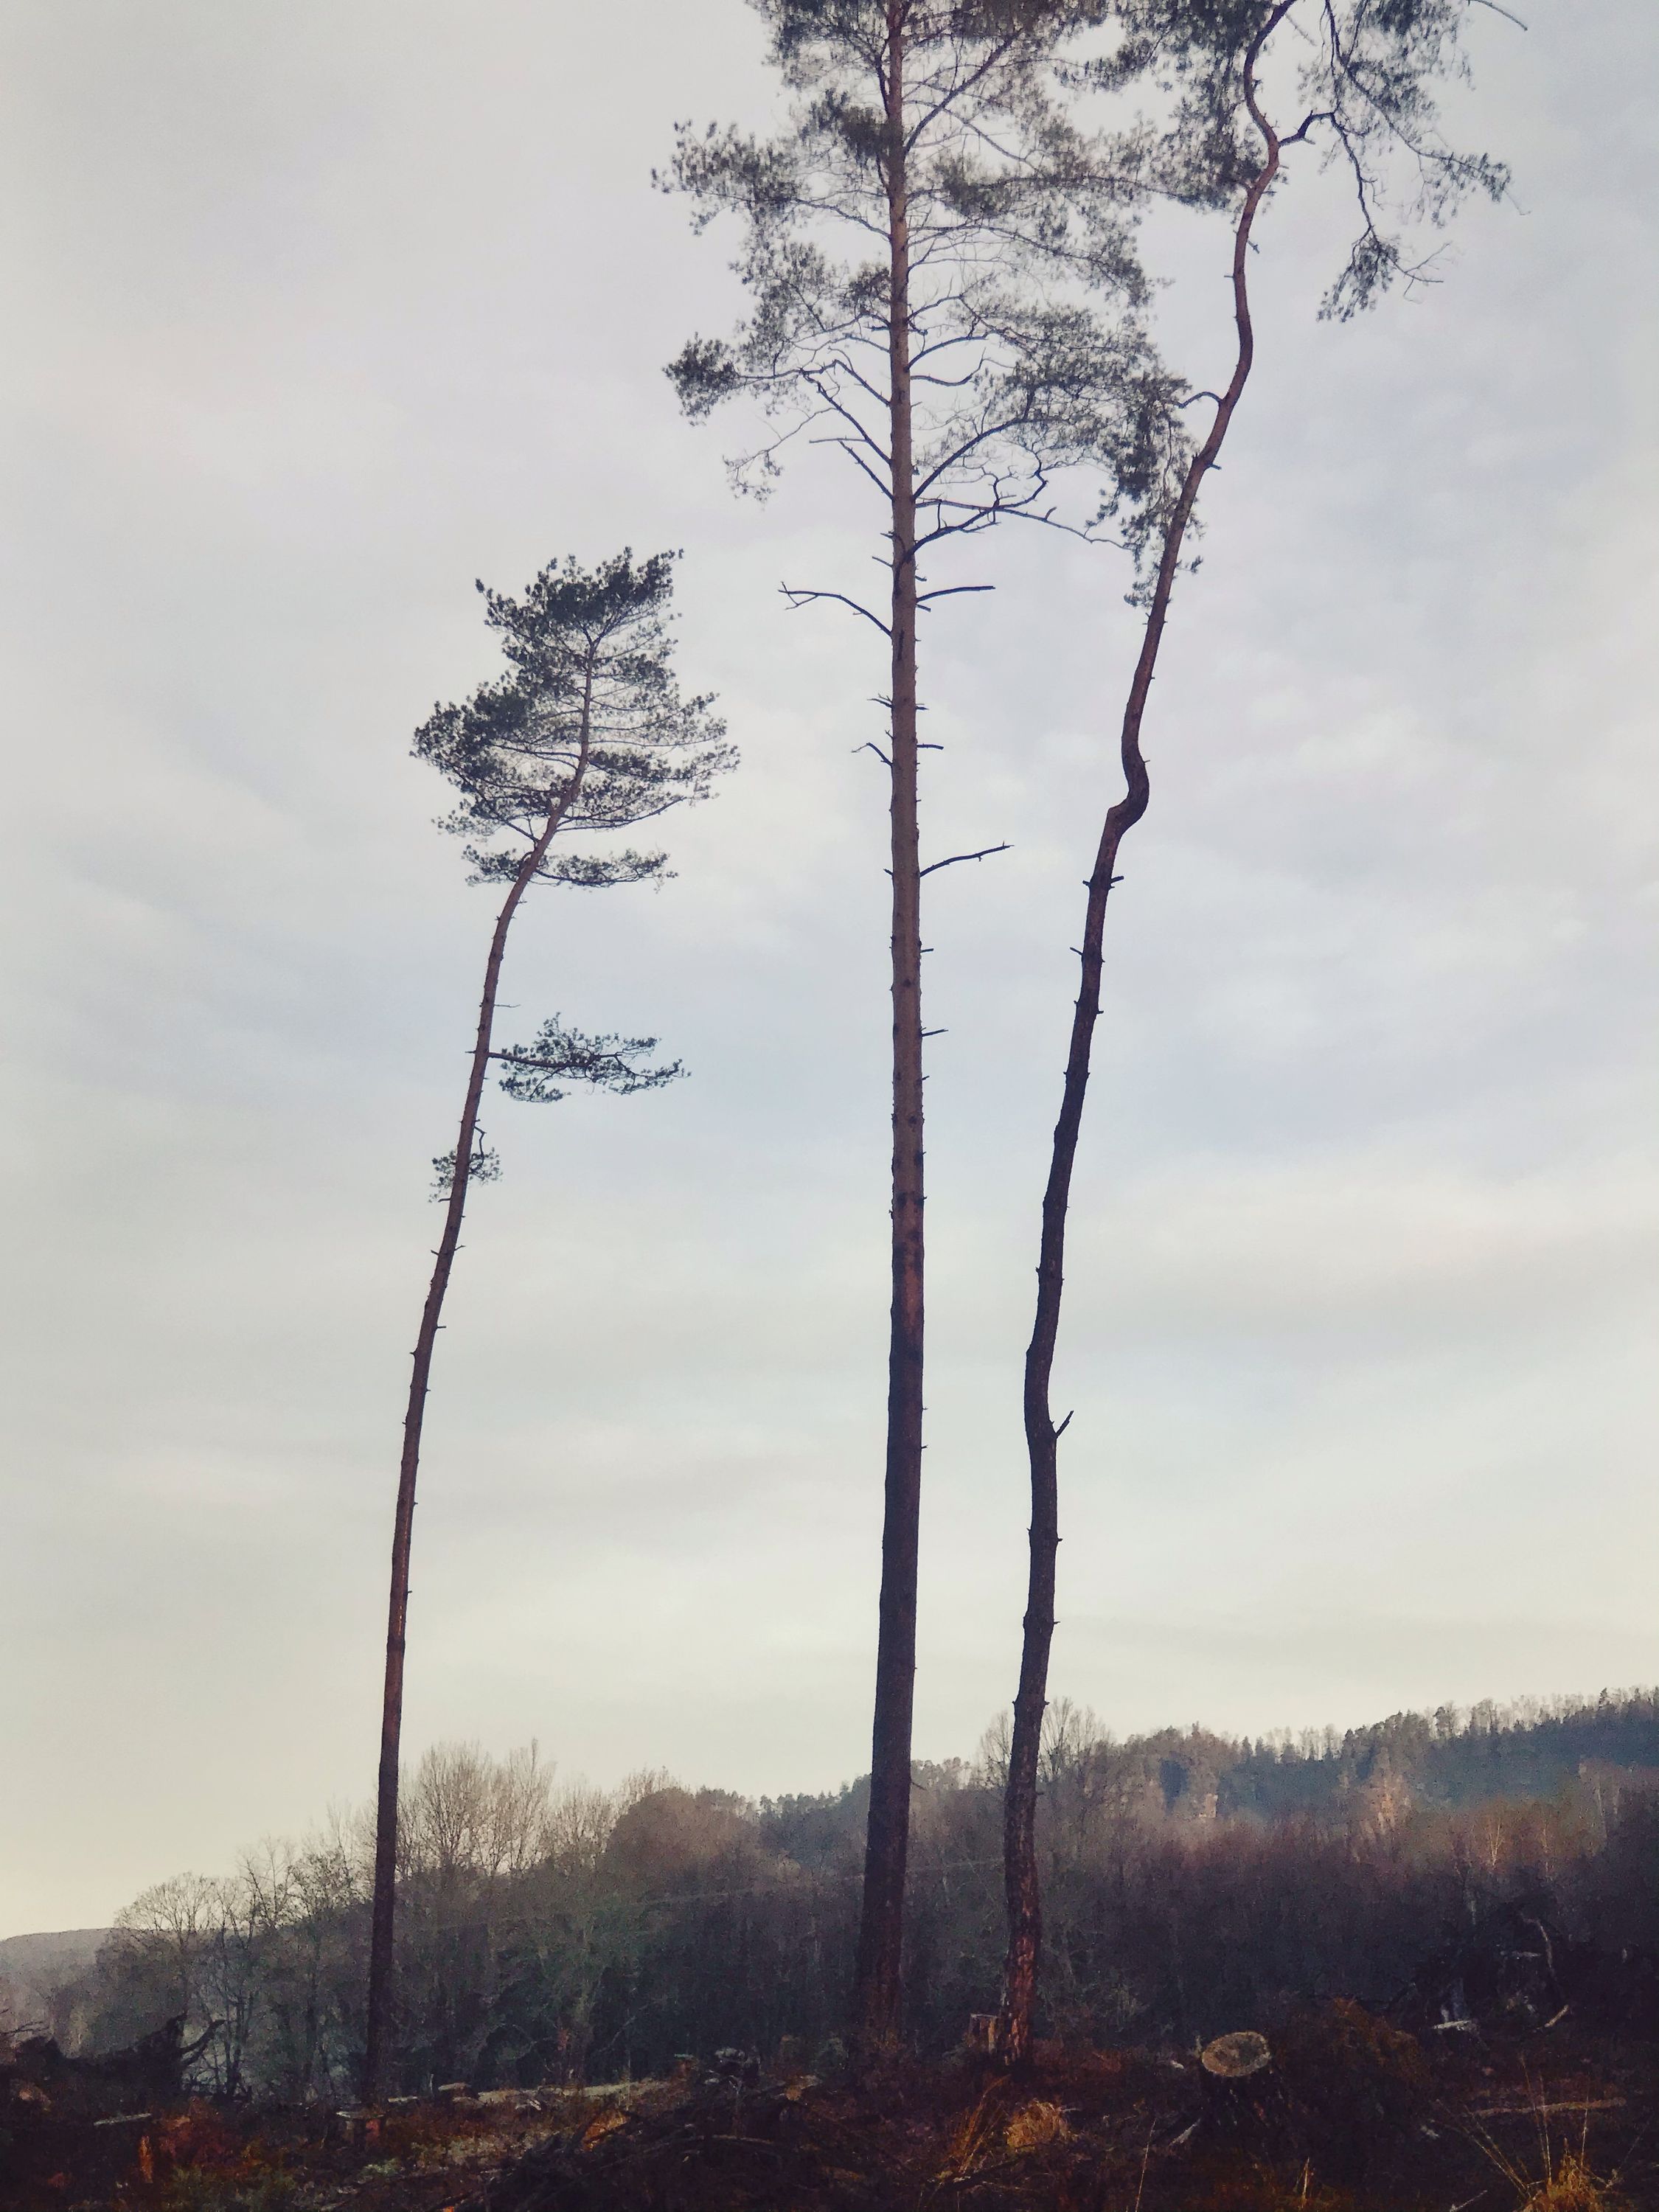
[{"x1": 23, "y1": 1692, "x2": 1658, "y2": 2101}]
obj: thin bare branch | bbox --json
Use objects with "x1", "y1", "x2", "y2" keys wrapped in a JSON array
[
  {"x1": 782, "y1": 585, "x2": 892, "y2": 636},
  {"x1": 919, "y1": 842, "x2": 1011, "y2": 878}
]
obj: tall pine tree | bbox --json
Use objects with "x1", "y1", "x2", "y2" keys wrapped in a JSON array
[
  {"x1": 999, "y1": 0, "x2": 1511, "y2": 2066},
  {"x1": 364, "y1": 552, "x2": 733, "y2": 2097},
  {"x1": 665, "y1": 0, "x2": 1186, "y2": 2048}
]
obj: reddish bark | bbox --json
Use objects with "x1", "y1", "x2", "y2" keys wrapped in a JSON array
[
  {"x1": 999, "y1": 7, "x2": 1298, "y2": 2069},
  {"x1": 363, "y1": 676, "x2": 593, "y2": 2101},
  {"x1": 854, "y1": 0, "x2": 925, "y2": 2055}
]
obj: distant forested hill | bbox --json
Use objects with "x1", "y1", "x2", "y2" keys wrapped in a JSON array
[
  {"x1": 0, "y1": 1929, "x2": 110, "y2": 2038},
  {"x1": 7, "y1": 1692, "x2": 1657, "y2": 2090},
  {"x1": 1030, "y1": 1691, "x2": 1659, "y2": 1831},
  {"x1": 758, "y1": 1691, "x2": 1659, "y2": 1863},
  {"x1": 1222, "y1": 1692, "x2": 1659, "y2": 1818}
]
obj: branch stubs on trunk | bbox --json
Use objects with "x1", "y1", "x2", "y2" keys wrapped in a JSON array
[
  {"x1": 995, "y1": 0, "x2": 1509, "y2": 2070},
  {"x1": 361, "y1": 554, "x2": 731, "y2": 2099}
]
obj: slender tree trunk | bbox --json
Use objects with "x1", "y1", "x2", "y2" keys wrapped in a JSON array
[
  {"x1": 362, "y1": 681, "x2": 593, "y2": 2101},
  {"x1": 855, "y1": 0, "x2": 923, "y2": 2054},
  {"x1": 998, "y1": 16, "x2": 1293, "y2": 2070}
]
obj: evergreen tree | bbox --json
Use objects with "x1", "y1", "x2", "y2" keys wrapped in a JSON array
[
  {"x1": 1001, "y1": 0, "x2": 1510, "y2": 2065},
  {"x1": 364, "y1": 551, "x2": 734, "y2": 2098},
  {"x1": 664, "y1": 0, "x2": 1186, "y2": 2048}
]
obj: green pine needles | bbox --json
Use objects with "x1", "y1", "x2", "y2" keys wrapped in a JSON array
[
  {"x1": 663, "y1": 4, "x2": 1191, "y2": 571},
  {"x1": 364, "y1": 547, "x2": 733, "y2": 2102},
  {"x1": 416, "y1": 549, "x2": 731, "y2": 902}
]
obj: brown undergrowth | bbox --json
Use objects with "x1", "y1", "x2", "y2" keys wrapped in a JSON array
[
  {"x1": 1458, "y1": 2060, "x2": 1641, "y2": 2212},
  {"x1": 7, "y1": 2015, "x2": 1657, "y2": 2211}
]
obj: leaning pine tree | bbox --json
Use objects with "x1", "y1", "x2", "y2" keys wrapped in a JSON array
[
  {"x1": 364, "y1": 551, "x2": 734, "y2": 2101},
  {"x1": 664, "y1": 0, "x2": 1188, "y2": 2050},
  {"x1": 999, "y1": 0, "x2": 1511, "y2": 2067}
]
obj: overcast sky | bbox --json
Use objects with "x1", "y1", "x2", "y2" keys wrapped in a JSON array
[{"x1": 1, "y1": 0, "x2": 1655, "y2": 1940}]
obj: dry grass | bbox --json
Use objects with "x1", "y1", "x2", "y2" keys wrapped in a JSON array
[
  {"x1": 1459, "y1": 2063, "x2": 1630, "y2": 2212},
  {"x1": 1002, "y1": 2099, "x2": 1071, "y2": 2153},
  {"x1": 940, "y1": 2080, "x2": 1011, "y2": 2177},
  {"x1": 1520, "y1": 2150, "x2": 1624, "y2": 2211},
  {"x1": 9, "y1": 2014, "x2": 1655, "y2": 2211}
]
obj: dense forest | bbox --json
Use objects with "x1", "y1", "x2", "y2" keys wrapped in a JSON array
[{"x1": 22, "y1": 1692, "x2": 1658, "y2": 2101}]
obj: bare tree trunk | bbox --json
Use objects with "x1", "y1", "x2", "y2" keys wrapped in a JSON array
[
  {"x1": 998, "y1": 15, "x2": 1293, "y2": 2070},
  {"x1": 363, "y1": 681, "x2": 593, "y2": 2101},
  {"x1": 855, "y1": 0, "x2": 923, "y2": 2055}
]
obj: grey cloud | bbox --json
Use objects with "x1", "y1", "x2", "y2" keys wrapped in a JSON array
[{"x1": 1, "y1": 0, "x2": 1655, "y2": 1932}]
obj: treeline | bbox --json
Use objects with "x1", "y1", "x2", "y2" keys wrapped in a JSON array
[
  {"x1": 1155, "y1": 1688, "x2": 1659, "y2": 1822},
  {"x1": 37, "y1": 1693, "x2": 1657, "y2": 2098}
]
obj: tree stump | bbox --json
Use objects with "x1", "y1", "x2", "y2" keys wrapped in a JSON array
[{"x1": 1200, "y1": 2031, "x2": 1283, "y2": 2142}]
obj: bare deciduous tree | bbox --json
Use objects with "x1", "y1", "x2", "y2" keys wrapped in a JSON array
[{"x1": 79, "y1": 1699, "x2": 1659, "y2": 2096}]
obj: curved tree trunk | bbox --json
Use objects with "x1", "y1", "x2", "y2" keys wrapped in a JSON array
[
  {"x1": 855, "y1": 0, "x2": 923, "y2": 2056},
  {"x1": 998, "y1": 10, "x2": 1295, "y2": 2070},
  {"x1": 362, "y1": 681, "x2": 593, "y2": 2101}
]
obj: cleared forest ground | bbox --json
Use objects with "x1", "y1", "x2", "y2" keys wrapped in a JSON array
[{"x1": 6, "y1": 2016, "x2": 1659, "y2": 2212}]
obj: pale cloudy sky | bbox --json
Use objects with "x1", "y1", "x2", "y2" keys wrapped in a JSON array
[{"x1": 1, "y1": 1, "x2": 1654, "y2": 1938}]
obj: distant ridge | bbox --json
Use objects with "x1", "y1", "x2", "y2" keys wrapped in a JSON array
[{"x1": 0, "y1": 1929, "x2": 111, "y2": 2035}]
